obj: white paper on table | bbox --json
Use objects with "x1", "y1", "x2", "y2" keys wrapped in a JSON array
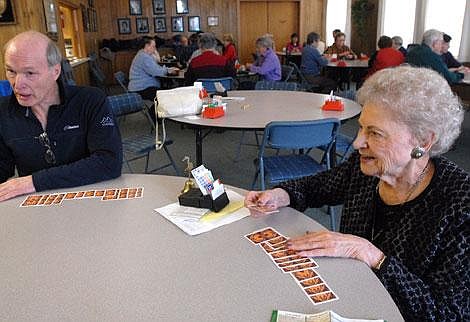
[
  {"x1": 154, "y1": 189, "x2": 249, "y2": 236},
  {"x1": 221, "y1": 96, "x2": 245, "y2": 101}
]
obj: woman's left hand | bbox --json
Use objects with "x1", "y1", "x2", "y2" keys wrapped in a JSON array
[{"x1": 287, "y1": 231, "x2": 384, "y2": 269}]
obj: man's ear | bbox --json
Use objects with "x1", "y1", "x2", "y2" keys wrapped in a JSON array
[{"x1": 52, "y1": 63, "x2": 61, "y2": 81}]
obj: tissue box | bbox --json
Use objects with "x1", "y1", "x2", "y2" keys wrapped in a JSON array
[
  {"x1": 178, "y1": 188, "x2": 229, "y2": 212},
  {"x1": 321, "y1": 100, "x2": 344, "y2": 111}
]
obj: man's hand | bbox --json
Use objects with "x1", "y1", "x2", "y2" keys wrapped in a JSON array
[{"x1": 0, "y1": 175, "x2": 36, "y2": 202}]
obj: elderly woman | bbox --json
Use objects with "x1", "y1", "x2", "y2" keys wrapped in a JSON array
[
  {"x1": 222, "y1": 33, "x2": 238, "y2": 63},
  {"x1": 324, "y1": 32, "x2": 357, "y2": 59},
  {"x1": 245, "y1": 66, "x2": 468, "y2": 321},
  {"x1": 246, "y1": 36, "x2": 281, "y2": 81}
]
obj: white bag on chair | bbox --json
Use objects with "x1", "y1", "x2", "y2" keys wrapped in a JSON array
[{"x1": 154, "y1": 85, "x2": 203, "y2": 150}]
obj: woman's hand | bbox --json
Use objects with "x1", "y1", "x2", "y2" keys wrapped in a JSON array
[
  {"x1": 244, "y1": 188, "x2": 290, "y2": 217},
  {"x1": 287, "y1": 231, "x2": 384, "y2": 269}
]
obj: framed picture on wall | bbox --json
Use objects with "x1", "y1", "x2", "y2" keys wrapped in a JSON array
[
  {"x1": 117, "y1": 18, "x2": 131, "y2": 34},
  {"x1": 0, "y1": 0, "x2": 16, "y2": 24},
  {"x1": 136, "y1": 17, "x2": 149, "y2": 33},
  {"x1": 188, "y1": 16, "x2": 200, "y2": 32},
  {"x1": 152, "y1": 0, "x2": 165, "y2": 15},
  {"x1": 129, "y1": 0, "x2": 142, "y2": 15},
  {"x1": 207, "y1": 16, "x2": 218, "y2": 27},
  {"x1": 154, "y1": 17, "x2": 166, "y2": 33},
  {"x1": 42, "y1": 0, "x2": 58, "y2": 40},
  {"x1": 175, "y1": 0, "x2": 188, "y2": 14},
  {"x1": 171, "y1": 16, "x2": 184, "y2": 32}
]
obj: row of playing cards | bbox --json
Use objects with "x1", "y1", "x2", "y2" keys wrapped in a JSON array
[
  {"x1": 20, "y1": 187, "x2": 144, "y2": 207},
  {"x1": 245, "y1": 227, "x2": 338, "y2": 306}
]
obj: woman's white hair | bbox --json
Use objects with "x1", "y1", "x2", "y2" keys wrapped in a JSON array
[{"x1": 357, "y1": 65, "x2": 464, "y2": 157}]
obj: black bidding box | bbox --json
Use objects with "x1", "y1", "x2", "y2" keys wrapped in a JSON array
[{"x1": 178, "y1": 188, "x2": 229, "y2": 212}]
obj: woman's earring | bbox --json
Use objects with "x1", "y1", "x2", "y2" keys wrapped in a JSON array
[{"x1": 410, "y1": 147, "x2": 426, "y2": 159}]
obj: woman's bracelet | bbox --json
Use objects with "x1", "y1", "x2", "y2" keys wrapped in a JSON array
[{"x1": 374, "y1": 253, "x2": 387, "y2": 271}]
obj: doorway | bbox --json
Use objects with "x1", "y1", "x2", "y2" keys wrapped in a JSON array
[{"x1": 239, "y1": 1, "x2": 300, "y2": 64}]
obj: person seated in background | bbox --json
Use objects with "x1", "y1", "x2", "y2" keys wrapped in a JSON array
[
  {"x1": 174, "y1": 35, "x2": 194, "y2": 68},
  {"x1": 331, "y1": 29, "x2": 341, "y2": 46},
  {"x1": 286, "y1": 33, "x2": 302, "y2": 53},
  {"x1": 406, "y1": 29, "x2": 463, "y2": 85},
  {"x1": 392, "y1": 36, "x2": 407, "y2": 57},
  {"x1": 246, "y1": 36, "x2": 281, "y2": 81},
  {"x1": 222, "y1": 33, "x2": 238, "y2": 64},
  {"x1": 245, "y1": 65, "x2": 468, "y2": 321},
  {"x1": 324, "y1": 32, "x2": 357, "y2": 59},
  {"x1": 300, "y1": 32, "x2": 336, "y2": 93},
  {"x1": 0, "y1": 31, "x2": 122, "y2": 202},
  {"x1": 366, "y1": 35, "x2": 404, "y2": 78},
  {"x1": 128, "y1": 37, "x2": 178, "y2": 101},
  {"x1": 184, "y1": 33, "x2": 236, "y2": 86},
  {"x1": 441, "y1": 33, "x2": 470, "y2": 73}
]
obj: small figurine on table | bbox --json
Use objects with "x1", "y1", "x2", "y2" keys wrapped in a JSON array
[{"x1": 181, "y1": 156, "x2": 195, "y2": 194}]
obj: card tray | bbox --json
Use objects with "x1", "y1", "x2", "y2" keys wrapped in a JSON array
[{"x1": 178, "y1": 188, "x2": 229, "y2": 212}]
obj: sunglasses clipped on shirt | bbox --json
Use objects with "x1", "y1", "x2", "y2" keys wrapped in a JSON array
[{"x1": 38, "y1": 132, "x2": 56, "y2": 165}]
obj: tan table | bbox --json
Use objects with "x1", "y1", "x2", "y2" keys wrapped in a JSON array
[
  {"x1": 170, "y1": 90, "x2": 362, "y2": 165},
  {"x1": 0, "y1": 174, "x2": 403, "y2": 321}
]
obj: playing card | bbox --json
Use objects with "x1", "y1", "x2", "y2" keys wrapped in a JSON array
[
  {"x1": 267, "y1": 236, "x2": 287, "y2": 245},
  {"x1": 74, "y1": 191, "x2": 86, "y2": 199},
  {"x1": 260, "y1": 242, "x2": 277, "y2": 253},
  {"x1": 127, "y1": 188, "x2": 137, "y2": 198},
  {"x1": 95, "y1": 190, "x2": 105, "y2": 197},
  {"x1": 309, "y1": 291, "x2": 338, "y2": 305},
  {"x1": 281, "y1": 262, "x2": 318, "y2": 273},
  {"x1": 135, "y1": 187, "x2": 144, "y2": 198},
  {"x1": 303, "y1": 283, "x2": 330, "y2": 295},
  {"x1": 277, "y1": 258, "x2": 312, "y2": 268},
  {"x1": 274, "y1": 255, "x2": 304, "y2": 263},
  {"x1": 118, "y1": 188, "x2": 128, "y2": 199},
  {"x1": 102, "y1": 189, "x2": 118, "y2": 201},
  {"x1": 37, "y1": 194, "x2": 49, "y2": 206},
  {"x1": 52, "y1": 194, "x2": 65, "y2": 205},
  {"x1": 20, "y1": 195, "x2": 42, "y2": 207},
  {"x1": 244, "y1": 227, "x2": 282, "y2": 244},
  {"x1": 44, "y1": 194, "x2": 59, "y2": 206},
  {"x1": 291, "y1": 269, "x2": 318, "y2": 282},
  {"x1": 270, "y1": 249, "x2": 298, "y2": 259},
  {"x1": 298, "y1": 276, "x2": 324, "y2": 288},
  {"x1": 64, "y1": 192, "x2": 77, "y2": 200}
]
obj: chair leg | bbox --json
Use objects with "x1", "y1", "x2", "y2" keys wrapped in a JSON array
[
  {"x1": 251, "y1": 170, "x2": 259, "y2": 190},
  {"x1": 144, "y1": 151, "x2": 151, "y2": 173},
  {"x1": 125, "y1": 159, "x2": 134, "y2": 173},
  {"x1": 234, "y1": 131, "x2": 246, "y2": 162},
  {"x1": 328, "y1": 206, "x2": 337, "y2": 231},
  {"x1": 163, "y1": 144, "x2": 180, "y2": 175}
]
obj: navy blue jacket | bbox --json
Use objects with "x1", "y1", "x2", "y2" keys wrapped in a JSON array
[{"x1": 0, "y1": 82, "x2": 122, "y2": 191}]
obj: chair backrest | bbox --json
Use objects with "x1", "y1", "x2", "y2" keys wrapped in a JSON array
[
  {"x1": 0, "y1": 80, "x2": 12, "y2": 97},
  {"x1": 88, "y1": 53, "x2": 107, "y2": 86},
  {"x1": 288, "y1": 62, "x2": 315, "y2": 91},
  {"x1": 255, "y1": 80, "x2": 298, "y2": 91},
  {"x1": 60, "y1": 59, "x2": 76, "y2": 86},
  {"x1": 259, "y1": 119, "x2": 340, "y2": 156},
  {"x1": 107, "y1": 92, "x2": 144, "y2": 118},
  {"x1": 281, "y1": 65, "x2": 294, "y2": 82},
  {"x1": 114, "y1": 71, "x2": 129, "y2": 92},
  {"x1": 196, "y1": 77, "x2": 233, "y2": 93}
]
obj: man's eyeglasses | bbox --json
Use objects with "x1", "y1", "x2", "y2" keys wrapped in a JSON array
[{"x1": 38, "y1": 132, "x2": 56, "y2": 165}]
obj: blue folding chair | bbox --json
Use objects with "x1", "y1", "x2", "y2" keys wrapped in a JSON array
[
  {"x1": 114, "y1": 71, "x2": 129, "y2": 93},
  {"x1": 255, "y1": 80, "x2": 298, "y2": 91},
  {"x1": 60, "y1": 59, "x2": 76, "y2": 86},
  {"x1": 196, "y1": 77, "x2": 234, "y2": 93},
  {"x1": 0, "y1": 80, "x2": 12, "y2": 96},
  {"x1": 252, "y1": 118, "x2": 341, "y2": 231},
  {"x1": 107, "y1": 93, "x2": 179, "y2": 175}
]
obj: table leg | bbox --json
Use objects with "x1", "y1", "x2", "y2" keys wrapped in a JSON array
[{"x1": 196, "y1": 128, "x2": 203, "y2": 166}]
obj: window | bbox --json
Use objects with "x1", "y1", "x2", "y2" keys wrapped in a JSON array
[
  {"x1": 424, "y1": 0, "x2": 466, "y2": 54},
  {"x1": 382, "y1": 0, "x2": 416, "y2": 48},
  {"x1": 326, "y1": 0, "x2": 349, "y2": 46}
]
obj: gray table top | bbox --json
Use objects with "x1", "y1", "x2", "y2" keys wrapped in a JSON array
[
  {"x1": 170, "y1": 90, "x2": 362, "y2": 130},
  {"x1": 327, "y1": 60, "x2": 369, "y2": 68},
  {"x1": 0, "y1": 174, "x2": 403, "y2": 322}
]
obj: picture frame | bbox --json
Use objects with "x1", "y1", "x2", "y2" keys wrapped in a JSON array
[
  {"x1": 188, "y1": 16, "x2": 200, "y2": 32},
  {"x1": 152, "y1": 0, "x2": 165, "y2": 15},
  {"x1": 207, "y1": 16, "x2": 218, "y2": 27},
  {"x1": 154, "y1": 17, "x2": 166, "y2": 33},
  {"x1": 42, "y1": 0, "x2": 58, "y2": 40},
  {"x1": 129, "y1": 0, "x2": 142, "y2": 15},
  {"x1": 175, "y1": 0, "x2": 188, "y2": 14},
  {"x1": 171, "y1": 16, "x2": 184, "y2": 32},
  {"x1": 0, "y1": 0, "x2": 16, "y2": 24},
  {"x1": 117, "y1": 18, "x2": 131, "y2": 34},
  {"x1": 136, "y1": 17, "x2": 149, "y2": 34}
]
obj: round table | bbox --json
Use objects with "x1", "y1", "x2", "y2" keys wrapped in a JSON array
[
  {"x1": 325, "y1": 60, "x2": 369, "y2": 90},
  {"x1": 170, "y1": 90, "x2": 362, "y2": 165},
  {"x1": 0, "y1": 174, "x2": 403, "y2": 321}
]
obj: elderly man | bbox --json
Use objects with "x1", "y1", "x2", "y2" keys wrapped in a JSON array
[
  {"x1": 406, "y1": 29, "x2": 463, "y2": 84},
  {"x1": 184, "y1": 33, "x2": 236, "y2": 86},
  {"x1": 0, "y1": 31, "x2": 122, "y2": 202},
  {"x1": 391, "y1": 36, "x2": 407, "y2": 57}
]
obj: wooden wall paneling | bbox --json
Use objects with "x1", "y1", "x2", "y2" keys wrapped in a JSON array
[
  {"x1": 239, "y1": 2, "x2": 268, "y2": 64},
  {"x1": 300, "y1": 0, "x2": 324, "y2": 42},
  {"x1": 267, "y1": 1, "x2": 299, "y2": 51}
]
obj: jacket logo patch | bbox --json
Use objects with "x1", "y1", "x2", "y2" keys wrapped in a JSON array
[
  {"x1": 63, "y1": 125, "x2": 79, "y2": 131},
  {"x1": 100, "y1": 116, "x2": 115, "y2": 127}
]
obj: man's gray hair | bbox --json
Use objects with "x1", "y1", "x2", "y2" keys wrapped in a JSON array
[
  {"x1": 46, "y1": 40, "x2": 62, "y2": 67},
  {"x1": 256, "y1": 36, "x2": 272, "y2": 49},
  {"x1": 392, "y1": 36, "x2": 403, "y2": 46},
  {"x1": 198, "y1": 33, "x2": 217, "y2": 50},
  {"x1": 422, "y1": 29, "x2": 443, "y2": 47},
  {"x1": 357, "y1": 65, "x2": 464, "y2": 157}
]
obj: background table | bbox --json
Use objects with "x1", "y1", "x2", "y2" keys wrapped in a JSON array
[
  {"x1": 170, "y1": 90, "x2": 362, "y2": 165},
  {"x1": 0, "y1": 174, "x2": 403, "y2": 321}
]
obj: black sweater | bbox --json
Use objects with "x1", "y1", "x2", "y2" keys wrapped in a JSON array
[
  {"x1": 280, "y1": 152, "x2": 469, "y2": 321},
  {"x1": 0, "y1": 83, "x2": 122, "y2": 191}
]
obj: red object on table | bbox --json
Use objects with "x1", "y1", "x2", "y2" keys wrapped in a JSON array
[
  {"x1": 202, "y1": 106, "x2": 225, "y2": 118},
  {"x1": 330, "y1": 58, "x2": 338, "y2": 62},
  {"x1": 321, "y1": 100, "x2": 344, "y2": 111},
  {"x1": 336, "y1": 61, "x2": 347, "y2": 67}
]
